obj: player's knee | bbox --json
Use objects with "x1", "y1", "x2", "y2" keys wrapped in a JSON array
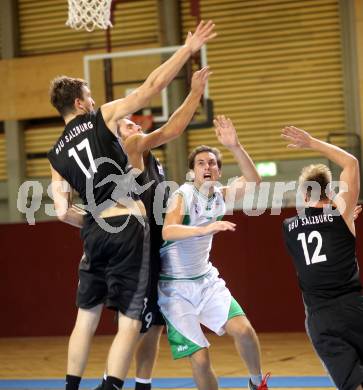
[
  {"x1": 145, "y1": 339, "x2": 160, "y2": 357},
  {"x1": 118, "y1": 315, "x2": 142, "y2": 333},
  {"x1": 230, "y1": 317, "x2": 255, "y2": 341},
  {"x1": 137, "y1": 339, "x2": 159, "y2": 360},
  {"x1": 240, "y1": 320, "x2": 255, "y2": 339},
  {"x1": 74, "y1": 305, "x2": 103, "y2": 335},
  {"x1": 137, "y1": 347, "x2": 155, "y2": 363},
  {"x1": 190, "y1": 350, "x2": 212, "y2": 373},
  {"x1": 74, "y1": 317, "x2": 98, "y2": 336},
  {"x1": 193, "y1": 359, "x2": 211, "y2": 374}
]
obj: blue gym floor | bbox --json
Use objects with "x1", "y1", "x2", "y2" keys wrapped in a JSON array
[{"x1": 0, "y1": 376, "x2": 335, "y2": 389}]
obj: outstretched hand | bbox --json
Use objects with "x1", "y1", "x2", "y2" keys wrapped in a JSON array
[
  {"x1": 281, "y1": 126, "x2": 313, "y2": 149},
  {"x1": 191, "y1": 66, "x2": 212, "y2": 95},
  {"x1": 213, "y1": 115, "x2": 239, "y2": 149},
  {"x1": 185, "y1": 20, "x2": 217, "y2": 54}
]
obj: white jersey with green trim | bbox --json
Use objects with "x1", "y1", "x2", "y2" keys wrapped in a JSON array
[{"x1": 160, "y1": 182, "x2": 226, "y2": 279}]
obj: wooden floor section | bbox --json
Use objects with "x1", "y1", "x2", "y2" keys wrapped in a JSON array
[{"x1": 0, "y1": 332, "x2": 334, "y2": 389}]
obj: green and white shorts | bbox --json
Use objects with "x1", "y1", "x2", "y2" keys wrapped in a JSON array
[{"x1": 158, "y1": 266, "x2": 245, "y2": 359}]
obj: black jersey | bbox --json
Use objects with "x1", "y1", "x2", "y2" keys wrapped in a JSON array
[
  {"x1": 283, "y1": 207, "x2": 362, "y2": 307},
  {"x1": 139, "y1": 152, "x2": 168, "y2": 252},
  {"x1": 48, "y1": 109, "x2": 139, "y2": 215}
]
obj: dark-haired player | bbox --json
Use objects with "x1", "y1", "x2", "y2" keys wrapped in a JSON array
[{"x1": 47, "y1": 21, "x2": 216, "y2": 390}]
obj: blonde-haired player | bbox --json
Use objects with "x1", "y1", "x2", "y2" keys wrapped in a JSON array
[{"x1": 282, "y1": 126, "x2": 363, "y2": 390}]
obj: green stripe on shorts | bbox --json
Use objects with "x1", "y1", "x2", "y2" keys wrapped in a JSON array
[
  {"x1": 165, "y1": 318, "x2": 203, "y2": 359},
  {"x1": 159, "y1": 271, "x2": 209, "y2": 281},
  {"x1": 228, "y1": 297, "x2": 245, "y2": 320}
]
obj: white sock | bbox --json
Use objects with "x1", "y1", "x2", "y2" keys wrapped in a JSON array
[{"x1": 135, "y1": 378, "x2": 152, "y2": 384}]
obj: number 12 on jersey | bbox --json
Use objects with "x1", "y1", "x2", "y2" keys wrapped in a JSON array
[{"x1": 297, "y1": 231, "x2": 327, "y2": 265}]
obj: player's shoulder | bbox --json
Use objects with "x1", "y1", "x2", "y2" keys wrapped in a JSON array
[
  {"x1": 283, "y1": 215, "x2": 298, "y2": 224},
  {"x1": 88, "y1": 108, "x2": 103, "y2": 128},
  {"x1": 72, "y1": 110, "x2": 98, "y2": 125},
  {"x1": 170, "y1": 183, "x2": 194, "y2": 206},
  {"x1": 282, "y1": 215, "x2": 298, "y2": 229},
  {"x1": 47, "y1": 127, "x2": 67, "y2": 160},
  {"x1": 177, "y1": 182, "x2": 194, "y2": 195},
  {"x1": 178, "y1": 183, "x2": 196, "y2": 214}
]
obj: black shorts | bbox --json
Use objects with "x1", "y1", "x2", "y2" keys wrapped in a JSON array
[
  {"x1": 306, "y1": 293, "x2": 363, "y2": 390},
  {"x1": 140, "y1": 249, "x2": 165, "y2": 333},
  {"x1": 77, "y1": 215, "x2": 150, "y2": 321}
]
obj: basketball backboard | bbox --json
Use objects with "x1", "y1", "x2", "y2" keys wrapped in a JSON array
[{"x1": 83, "y1": 45, "x2": 213, "y2": 128}]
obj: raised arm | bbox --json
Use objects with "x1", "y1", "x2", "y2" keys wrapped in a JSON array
[
  {"x1": 282, "y1": 126, "x2": 360, "y2": 225},
  {"x1": 215, "y1": 116, "x2": 261, "y2": 201},
  {"x1": 50, "y1": 166, "x2": 85, "y2": 228},
  {"x1": 162, "y1": 193, "x2": 236, "y2": 241},
  {"x1": 101, "y1": 21, "x2": 216, "y2": 134},
  {"x1": 125, "y1": 67, "x2": 211, "y2": 155}
]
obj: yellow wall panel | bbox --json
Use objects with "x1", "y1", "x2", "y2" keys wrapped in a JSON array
[
  {"x1": 25, "y1": 126, "x2": 62, "y2": 177},
  {"x1": 26, "y1": 158, "x2": 51, "y2": 178},
  {"x1": 0, "y1": 133, "x2": 7, "y2": 181},
  {"x1": 25, "y1": 126, "x2": 63, "y2": 154},
  {"x1": 0, "y1": 51, "x2": 84, "y2": 121},
  {"x1": 0, "y1": 8, "x2": 2, "y2": 59},
  {"x1": 355, "y1": 0, "x2": 363, "y2": 140},
  {"x1": 182, "y1": 0, "x2": 346, "y2": 162},
  {"x1": 0, "y1": 41, "x2": 161, "y2": 122}
]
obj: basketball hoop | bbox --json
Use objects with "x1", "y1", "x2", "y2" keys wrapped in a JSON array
[{"x1": 66, "y1": 0, "x2": 113, "y2": 32}]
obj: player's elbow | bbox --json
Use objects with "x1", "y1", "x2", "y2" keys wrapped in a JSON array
[
  {"x1": 254, "y1": 175, "x2": 262, "y2": 186},
  {"x1": 347, "y1": 156, "x2": 360, "y2": 174},
  {"x1": 162, "y1": 226, "x2": 171, "y2": 241},
  {"x1": 244, "y1": 174, "x2": 261, "y2": 187},
  {"x1": 350, "y1": 155, "x2": 359, "y2": 167},
  {"x1": 55, "y1": 205, "x2": 69, "y2": 223},
  {"x1": 57, "y1": 212, "x2": 67, "y2": 223}
]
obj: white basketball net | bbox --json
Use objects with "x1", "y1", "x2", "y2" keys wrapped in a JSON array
[{"x1": 66, "y1": 0, "x2": 113, "y2": 32}]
